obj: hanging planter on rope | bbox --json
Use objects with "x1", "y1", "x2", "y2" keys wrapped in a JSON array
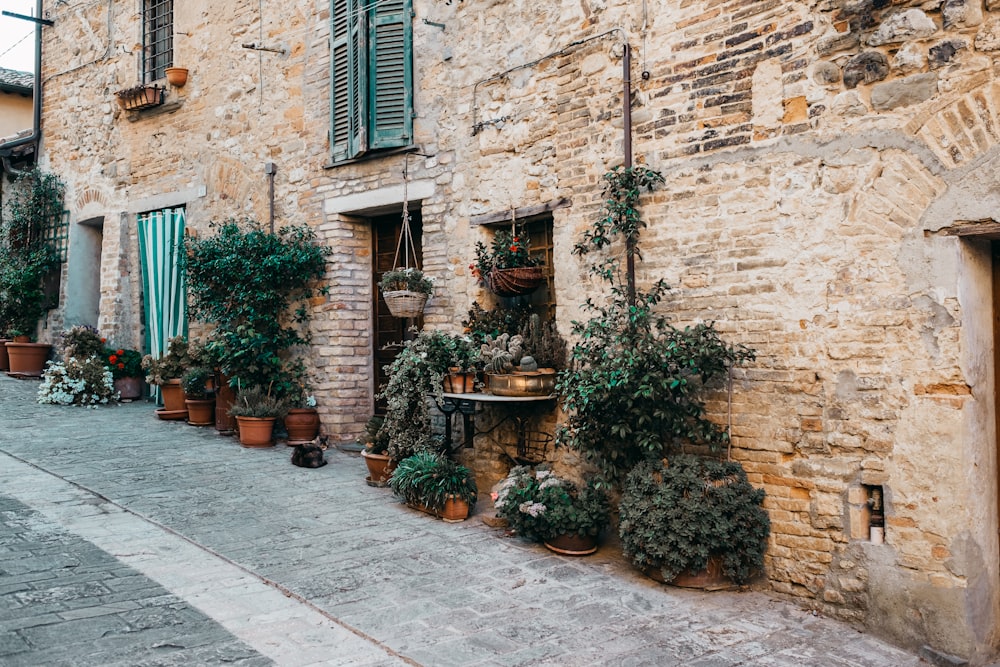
[{"x1": 379, "y1": 156, "x2": 432, "y2": 318}]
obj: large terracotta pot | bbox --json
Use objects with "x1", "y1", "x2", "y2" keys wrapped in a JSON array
[
  {"x1": 284, "y1": 408, "x2": 320, "y2": 444},
  {"x1": 159, "y1": 379, "x2": 185, "y2": 412},
  {"x1": 185, "y1": 398, "x2": 216, "y2": 426},
  {"x1": 645, "y1": 556, "x2": 732, "y2": 590},
  {"x1": 544, "y1": 533, "x2": 599, "y2": 556},
  {"x1": 114, "y1": 376, "x2": 144, "y2": 400},
  {"x1": 0, "y1": 338, "x2": 10, "y2": 371},
  {"x1": 6, "y1": 342, "x2": 52, "y2": 376},
  {"x1": 440, "y1": 497, "x2": 471, "y2": 523},
  {"x1": 361, "y1": 450, "x2": 396, "y2": 487},
  {"x1": 235, "y1": 416, "x2": 276, "y2": 448}
]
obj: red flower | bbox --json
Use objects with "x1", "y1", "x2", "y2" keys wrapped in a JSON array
[
  {"x1": 101, "y1": 337, "x2": 107, "y2": 343},
  {"x1": 109, "y1": 355, "x2": 118, "y2": 364},
  {"x1": 512, "y1": 236, "x2": 520, "y2": 242},
  {"x1": 509, "y1": 245, "x2": 519, "y2": 253},
  {"x1": 117, "y1": 363, "x2": 125, "y2": 370},
  {"x1": 117, "y1": 349, "x2": 124, "y2": 355}
]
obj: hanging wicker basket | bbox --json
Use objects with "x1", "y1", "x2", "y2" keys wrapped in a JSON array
[
  {"x1": 487, "y1": 266, "x2": 544, "y2": 297},
  {"x1": 383, "y1": 290, "x2": 428, "y2": 318}
]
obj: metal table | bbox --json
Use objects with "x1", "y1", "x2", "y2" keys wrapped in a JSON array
[{"x1": 437, "y1": 392, "x2": 556, "y2": 463}]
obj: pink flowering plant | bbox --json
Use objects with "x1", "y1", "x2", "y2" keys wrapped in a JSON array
[{"x1": 492, "y1": 466, "x2": 610, "y2": 541}]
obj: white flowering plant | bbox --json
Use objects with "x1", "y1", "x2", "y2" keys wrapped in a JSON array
[
  {"x1": 37, "y1": 357, "x2": 116, "y2": 406},
  {"x1": 492, "y1": 466, "x2": 610, "y2": 541}
]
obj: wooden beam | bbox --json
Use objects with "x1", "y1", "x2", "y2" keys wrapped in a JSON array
[
  {"x1": 470, "y1": 197, "x2": 571, "y2": 226},
  {"x1": 940, "y1": 219, "x2": 1000, "y2": 236}
]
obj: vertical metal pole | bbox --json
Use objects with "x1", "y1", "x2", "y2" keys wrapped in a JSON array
[
  {"x1": 265, "y1": 162, "x2": 276, "y2": 232},
  {"x1": 623, "y1": 42, "x2": 636, "y2": 306}
]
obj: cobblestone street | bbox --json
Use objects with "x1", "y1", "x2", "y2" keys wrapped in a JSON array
[{"x1": 0, "y1": 375, "x2": 928, "y2": 666}]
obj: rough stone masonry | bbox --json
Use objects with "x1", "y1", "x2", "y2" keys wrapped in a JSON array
[{"x1": 22, "y1": 0, "x2": 1000, "y2": 662}]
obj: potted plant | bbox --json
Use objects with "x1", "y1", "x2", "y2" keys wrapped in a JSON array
[
  {"x1": 493, "y1": 466, "x2": 610, "y2": 555},
  {"x1": 389, "y1": 451, "x2": 478, "y2": 521},
  {"x1": 375, "y1": 330, "x2": 472, "y2": 462},
  {"x1": 104, "y1": 346, "x2": 144, "y2": 400},
  {"x1": 183, "y1": 219, "x2": 330, "y2": 406},
  {"x1": 37, "y1": 326, "x2": 116, "y2": 406},
  {"x1": 142, "y1": 335, "x2": 194, "y2": 416},
  {"x1": 164, "y1": 66, "x2": 188, "y2": 87},
  {"x1": 379, "y1": 267, "x2": 433, "y2": 318},
  {"x1": 360, "y1": 415, "x2": 395, "y2": 486},
  {"x1": 114, "y1": 83, "x2": 165, "y2": 111},
  {"x1": 229, "y1": 384, "x2": 288, "y2": 447},
  {"x1": 284, "y1": 385, "x2": 320, "y2": 445},
  {"x1": 181, "y1": 367, "x2": 215, "y2": 426},
  {"x1": 619, "y1": 455, "x2": 770, "y2": 588},
  {"x1": 471, "y1": 227, "x2": 543, "y2": 297}
]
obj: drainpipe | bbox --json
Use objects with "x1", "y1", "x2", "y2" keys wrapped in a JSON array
[
  {"x1": 0, "y1": 0, "x2": 45, "y2": 177},
  {"x1": 622, "y1": 42, "x2": 636, "y2": 306}
]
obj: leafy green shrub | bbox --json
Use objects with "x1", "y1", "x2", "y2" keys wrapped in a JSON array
[
  {"x1": 181, "y1": 367, "x2": 213, "y2": 400},
  {"x1": 379, "y1": 268, "x2": 434, "y2": 295},
  {"x1": 462, "y1": 300, "x2": 531, "y2": 344},
  {"x1": 183, "y1": 219, "x2": 330, "y2": 397},
  {"x1": 229, "y1": 385, "x2": 288, "y2": 419},
  {"x1": 389, "y1": 452, "x2": 478, "y2": 512},
  {"x1": 618, "y1": 455, "x2": 770, "y2": 585},
  {"x1": 141, "y1": 335, "x2": 194, "y2": 385},
  {"x1": 493, "y1": 466, "x2": 610, "y2": 542},
  {"x1": 103, "y1": 347, "x2": 143, "y2": 379}
]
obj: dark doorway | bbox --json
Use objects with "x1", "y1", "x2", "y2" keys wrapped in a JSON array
[{"x1": 372, "y1": 210, "x2": 422, "y2": 414}]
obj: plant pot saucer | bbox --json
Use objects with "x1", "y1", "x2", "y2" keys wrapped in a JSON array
[
  {"x1": 187, "y1": 419, "x2": 214, "y2": 426},
  {"x1": 155, "y1": 408, "x2": 189, "y2": 421},
  {"x1": 5, "y1": 371, "x2": 43, "y2": 379},
  {"x1": 285, "y1": 439, "x2": 314, "y2": 446},
  {"x1": 365, "y1": 475, "x2": 388, "y2": 488}
]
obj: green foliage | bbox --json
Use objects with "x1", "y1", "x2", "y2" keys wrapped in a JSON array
[
  {"x1": 183, "y1": 218, "x2": 330, "y2": 396},
  {"x1": 141, "y1": 335, "x2": 194, "y2": 385},
  {"x1": 518, "y1": 313, "x2": 567, "y2": 370},
  {"x1": 181, "y1": 367, "x2": 212, "y2": 399},
  {"x1": 229, "y1": 384, "x2": 288, "y2": 419},
  {"x1": 556, "y1": 165, "x2": 754, "y2": 486},
  {"x1": 493, "y1": 466, "x2": 610, "y2": 541},
  {"x1": 462, "y1": 300, "x2": 531, "y2": 344},
  {"x1": 618, "y1": 455, "x2": 770, "y2": 585},
  {"x1": 471, "y1": 227, "x2": 539, "y2": 280},
  {"x1": 376, "y1": 330, "x2": 474, "y2": 460},
  {"x1": 379, "y1": 268, "x2": 434, "y2": 295},
  {"x1": 59, "y1": 325, "x2": 105, "y2": 360},
  {"x1": 0, "y1": 169, "x2": 64, "y2": 338},
  {"x1": 103, "y1": 347, "x2": 143, "y2": 380},
  {"x1": 37, "y1": 357, "x2": 116, "y2": 406},
  {"x1": 362, "y1": 415, "x2": 389, "y2": 454},
  {"x1": 389, "y1": 451, "x2": 478, "y2": 512}
]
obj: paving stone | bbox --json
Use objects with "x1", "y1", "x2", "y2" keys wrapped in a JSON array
[{"x1": 0, "y1": 375, "x2": 928, "y2": 666}]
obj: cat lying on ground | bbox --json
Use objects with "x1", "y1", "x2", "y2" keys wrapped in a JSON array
[{"x1": 291, "y1": 434, "x2": 328, "y2": 468}]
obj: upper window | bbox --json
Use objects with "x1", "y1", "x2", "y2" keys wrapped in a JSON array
[
  {"x1": 143, "y1": 0, "x2": 173, "y2": 83},
  {"x1": 330, "y1": 0, "x2": 413, "y2": 163}
]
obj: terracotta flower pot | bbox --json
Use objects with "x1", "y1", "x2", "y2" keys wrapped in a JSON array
[
  {"x1": 284, "y1": 408, "x2": 320, "y2": 444},
  {"x1": 165, "y1": 66, "x2": 188, "y2": 87},
  {"x1": 215, "y1": 373, "x2": 236, "y2": 433},
  {"x1": 440, "y1": 497, "x2": 470, "y2": 522},
  {"x1": 6, "y1": 342, "x2": 52, "y2": 376},
  {"x1": 159, "y1": 379, "x2": 185, "y2": 412},
  {"x1": 544, "y1": 533, "x2": 599, "y2": 556},
  {"x1": 361, "y1": 450, "x2": 396, "y2": 487},
  {"x1": 235, "y1": 416, "x2": 276, "y2": 448},
  {"x1": 185, "y1": 398, "x2": 216, "y2": 426},
  {"x1": 645, "y1": 556, "x2": 733, "y2": 590},
  {"x1": 114, "y1": 376, "x2": 144, "y2": 401},
  {"x1": 0, "y1": 338, "x2": 10, "y2": 371},
  {"x1": 443, "y1": 370, "x2": 477, "y2": 393}
]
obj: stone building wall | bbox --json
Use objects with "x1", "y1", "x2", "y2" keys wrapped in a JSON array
[{"x1": 33, "y1": 0, "x2": 1000, "y2": 662}]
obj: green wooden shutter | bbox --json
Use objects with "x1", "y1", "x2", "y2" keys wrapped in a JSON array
[
  {"x1": 330, "y1": 0, "x2": 366, "y2": 160},
  {"x1": 369, "y1": 0, "x2": 411, "y2": 149}
]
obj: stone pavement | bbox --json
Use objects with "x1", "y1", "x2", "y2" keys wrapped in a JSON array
[{"x1": 0, "y1": 375, "x2": 927, "y2": 666}]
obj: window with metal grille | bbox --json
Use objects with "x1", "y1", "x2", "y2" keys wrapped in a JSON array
[
  {"x1": 482, "y1": 214, "x2": 556, "y2": 319},
  {"x1": 143, "y1": 0, "x2": 173, "y2": 83},
  {"x1": 330, "y1": 0, "x2": 413, "y2": 163}
]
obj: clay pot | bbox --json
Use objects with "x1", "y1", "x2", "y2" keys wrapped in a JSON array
[
  {"x1": 114, "y1": 376, "x2": 144, "y2": 401},
  {"x1": 185, "y1": 398, "x2": 216, "y2": 426},
  {"x1": 443, "y1": 370, "x2": 477, "y2": 393},
  {"x1": 440, "y1": 497, "x2": 470, "y2": 522},
  {"x1": 543, "y1": 533, "x2": 599, "y2": 556},
  {"x1": 6, "y1": 342, "x2": 52, "y2": 376},
  {"x1": 235, "y1": 416, "x2": 276, "y2": 448},
  {"x1": 165, "y1": 66, "x2": 188, "y2": 87},
  {"x1": 645, "y1": 556, "x2": 733, "y2": 590},
  {"x1": 284, "y1": 408, "x2": 320, "y2": 444},
  {"x1": 361, "y1": 450, "x2": 396, "y2": 487},
  {"x1": 0, "y1": 338, "x2": 10, "y2": 372},
  {"x1": 215, "y1": 373, "x2": 236, "y2": 433},
  {"x1": 159, "y1": 379, "x2": 185, "y2": 412}
]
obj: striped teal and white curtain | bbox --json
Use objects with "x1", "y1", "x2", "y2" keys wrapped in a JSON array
[{"x1": 137, "y1": 207, "x2": 187, "y2": 401}]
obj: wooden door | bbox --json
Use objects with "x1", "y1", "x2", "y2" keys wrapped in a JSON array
[{"x1": 373, "y1": 211, "x2": 422, "y2": 413}]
